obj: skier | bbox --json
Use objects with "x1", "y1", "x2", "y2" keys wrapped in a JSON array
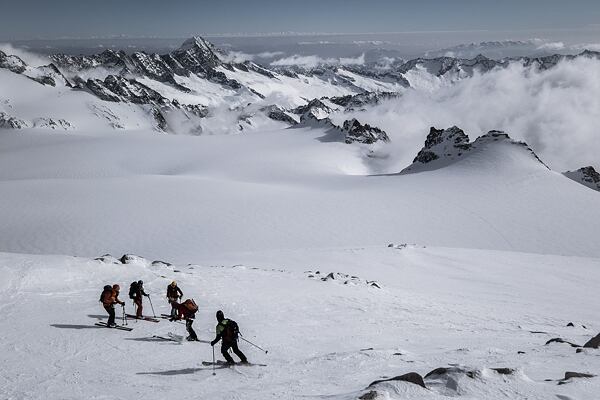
[
  {"x1": 176, "y1": 299, "x2": 199, "y2": 341},
  {"x1": 210, "y1": 310, "x2": 248, "y2": 364},
  {"x1": 101, "y1": 284, "x2": 125, "y2": 327},
  {"x1": 129, "y1": 280, "x2": 149, "y2": 318},
  {"x1": 166, "y1": 281, "x2": 183, "y2": 319}
]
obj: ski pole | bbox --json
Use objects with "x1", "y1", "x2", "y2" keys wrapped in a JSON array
[
  {"x1": 148, "y1": 294, "x2": 156, "y2": 318},
  {"x1": 239, "y1": 335, "x2": 268, "y2": 354},
  {"x1": 122, "y1": 304, "x2": 127, "y2": 326},
  {"x1": 212, "y1": 345, "x2": 216, "y2": 376}
]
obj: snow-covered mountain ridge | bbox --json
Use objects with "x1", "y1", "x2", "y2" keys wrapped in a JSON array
[{"x1": 2, "y1": 37, "x2": 600, "y2": 138}]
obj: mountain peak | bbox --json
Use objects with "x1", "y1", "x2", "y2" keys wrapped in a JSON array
[
  {"x1": 563, "y1": 166, "x2": 600, "y2": 191},
  {"x1": 173, "y1": 36, "x2": 223, "y2": 68},
  {"x1": 402, "y1": 127, "x2": 548, "y2": 174}
]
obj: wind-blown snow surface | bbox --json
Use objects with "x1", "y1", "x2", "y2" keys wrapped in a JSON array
[
  {"x1": 1, "y1": 246, "x2": 599, "y2": 399},
  {"x1": 0, "y1": 128, "x2": 599, "y2": 259}
]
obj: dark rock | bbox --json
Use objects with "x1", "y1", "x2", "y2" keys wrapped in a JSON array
[
  {"x1": 151, "y1": 260, "x2": 172, "y2": 267},
  {"x1": 491, "y1": 368, "x2": 515, "y2": 375},
  {"x1": 0, "y1": 50, "x2": 27, "y2": 73},
  {"x1": 359, "y1": 390, "x2": 379, "y2": 400},
  {"x1": 262, "y1": 105, "x2": 298, "y2": 125},
  {"x1": 0, "y1": 112, "x2": 31, "y2": 129},
  {"x1": 119, "y1": 254, "x2": 146, "y2": 264},
  {"x1": 564, "y1": 166, "x2": 600, "y2": 192},
  {"x1": 368, "y1": 372, "x2": 426, "y2": 389},
  {"x1": 341, "y1": 118, "x2": 390, "y2": 144},
  {"x1": 566, "y1": 322, "x2": 575, "y2": 327},
  {"x1": 151, "y1": 107, "x2": 168, "y2": 131},
  {"x1": 412, "y1": 126, "x2": 471, "y2": 165},
  {"x1": 517, "y1": 351, "x2": 526, "y2": 354},
  {"x1": 545, "y1": 338, "x2": 581, "y2": 348},
  {"x1": 564, "y1": 371, "x2": 595, "y2": 379},
  {"x1": 94, "y1": 254, "x2": 122, "y2": 264},
  {"x1": 583, "y1": 332, "x2": 600, "y2": 349}
]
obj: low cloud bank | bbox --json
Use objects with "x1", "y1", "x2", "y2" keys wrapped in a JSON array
[
  {"x1": 342, "y1": 57, "x2": 600, "y2": 173},
  {"x1": 271, "y1": 53, "x2": 365, "y2": 68}
]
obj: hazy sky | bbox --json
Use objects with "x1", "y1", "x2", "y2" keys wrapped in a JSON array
[{"x1": 2, "y1": 0, "x2": 600, "y2": 40}]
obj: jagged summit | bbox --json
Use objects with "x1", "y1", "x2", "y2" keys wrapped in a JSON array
[
  {"x1": 172, "y1": 36, "x2": 223, "y2": 68},
  {"x1": 563, "y1": 166, "x2": 600, "y2": 192},
  {"x1": 402, "y1": 126, "x2": 548, "y2": 174}
]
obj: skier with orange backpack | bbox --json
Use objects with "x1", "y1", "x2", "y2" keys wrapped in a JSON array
[
  {"x1": 100, "y1": 284, "x2": 125, "y2": 327},
  {"x1": 176, "y1": 299, "x2": 199, "y2": 341}
]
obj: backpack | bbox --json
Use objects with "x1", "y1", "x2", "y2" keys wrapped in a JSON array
[
  {"x1": 223, "y1": 319, "x2": 239, "y2": 341},
  {"x1": 129, "y1": 281, "x2": 138, "y2": 299},
  {"x1": 99, "y1": 285, "x2": 112, "y2": 302},
  {"x1": 183, "y1": 299, "x2": 198, "y2": 313}
]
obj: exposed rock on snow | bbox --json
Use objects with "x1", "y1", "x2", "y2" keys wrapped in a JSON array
[
  {"x1": 402, "y1": 127, "x2": 549, "y2": 174},
  {"x1": 583, "y1": 332, "x2": 600, "y2": 349},
  {"x1": 341, "y1": 118, "x2": 390, "y2": 144},
  {"x1": 0, "y1": 112, "x2": 32, "y2": 129},
  {"x1": 411, "y1": 126, "x2": 471, "y2": 165},
  {"x1": 0, "y1": 50, "x2": 27, "y2": 73},
  {"x1": 33, "y1": 117, "x2": 74, "y2": 130},
  {"x1": 545, "y1": 338, "x2": 581, "y2": 348},
  {"x1": 306, "y1": 270, "x2": 380, "y2": 288},
  {"x1": 86, "y1": 75, "x2": 169, "y2": 105},
  {"x1": 328, "y1": 91, "x2": 399, "y2": 111},
  {"x1": 119, "y1": 254, "x2": 149, "y2": 265},
  {"x1": 262, "y1": 105, "x2": 298, "y2": 125},
  {"x1": 293, "y1": 99, "x2": 334, "y2": 121},
  {"x1": 563, "y1": 166, "x2": 600, "y2": 191},
  {"x1": 94, "y1": 254, "x2": 122, "y2": 264},
  {"x1": 368, "y1": 372, "x2": 427, "y2": 389},
  {"x1": 558, "y1": 371, "x2": 597, "y2": 385}
]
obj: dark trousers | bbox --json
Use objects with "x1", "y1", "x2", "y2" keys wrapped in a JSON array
[
  {"x1": 134, "y1": 298, "x2": 143, "y2": 317},
  {"x1": 186, "y1": 319, "x2": 197, "y2": 340},
  {"x1": 221, "y1": 340, "x2": 247, "y2": 363},
  {"x1": 104, "y1": 305, "x2": 115, "y2": 325}
]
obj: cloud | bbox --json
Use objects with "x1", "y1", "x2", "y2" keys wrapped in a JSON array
[
  {"x1": 536, "y1": 42, "x2": 566, "y2": 51},
  {"x1": 270, "y1": 53, "x2": 365, "y2": 68},
  {"x1": 0, "y1": 43, "x2": 49, "y2": 67},
  {"x1": 339, "y1": 57, "x2": 600, "y2": 173}
]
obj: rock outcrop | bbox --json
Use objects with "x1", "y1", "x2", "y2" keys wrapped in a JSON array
[{"x1": 563, "y1": 166, "x2": 600, "y2": 191}]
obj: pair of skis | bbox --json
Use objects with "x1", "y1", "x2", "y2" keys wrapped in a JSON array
[
  {"x1": 126, "y1": 314, "x2": 160, "y2": 323},
  {"x1": 95, "y1": 322, "x2": 133, "y2": 331}
]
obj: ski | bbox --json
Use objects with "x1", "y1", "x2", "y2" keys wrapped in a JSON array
[
  {"x1": 126, "y1": 314, "x2": 160, "y2": 323},
  {"x1": 201, "y1": 360, "x2": 266, "y2": 367},
  {"x1": 159, "y1": 314, "x2": 185, "y2": 323},
  {"x1": 95, "y1": 322, "x2": 133, "y2": 331}
]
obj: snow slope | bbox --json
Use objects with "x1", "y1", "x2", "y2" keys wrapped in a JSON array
[
  {"x1": 1, "y1": 246, "x2": 599, "y2": 400},
  {"x1": 0, "y1": 127, "x2": 598, "y2": 260}
]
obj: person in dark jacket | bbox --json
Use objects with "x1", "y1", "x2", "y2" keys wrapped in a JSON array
[
  {"x1": 131, "y1": 280, "x2": 149, "y2": 318},
  {"x1": 166, "y1": 281, "x2": 183, "y2": 319},
  {"x1": 101, "y1": 284, "x2": 125, "y2": 327},
  {"x1": 210, "y1": 310, "x2": 247, "y2": 364}
]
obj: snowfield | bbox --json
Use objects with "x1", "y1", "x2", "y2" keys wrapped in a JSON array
[
  {"x1": 0, "y1": 123, "x2": 599, "y2": 399},
  {"x1": 0, "y1": 246, "x2": 599, "y2": 400}
]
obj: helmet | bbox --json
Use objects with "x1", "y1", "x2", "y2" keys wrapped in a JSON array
[
  {"x1": 112, "y1": 284, "x2": 120, "y2": 291},
  {"x1": 138, "y1": 280, "x2": 143, "y2": 285},
  {"x1": 216, "y1": 310, "x2": 224, "y2": 322},
  {"x1": 170, "y1": 281, "x2": 176, "y2": 287}
]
